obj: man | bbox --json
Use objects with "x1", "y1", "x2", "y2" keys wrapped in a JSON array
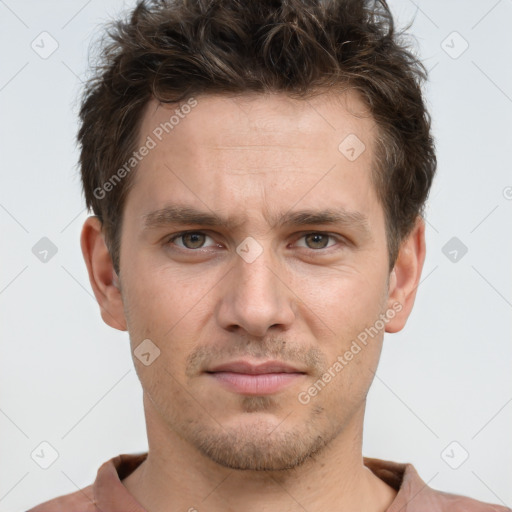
[{"x1": 27, "y1": 0, "x2": 509, "y2": 510}]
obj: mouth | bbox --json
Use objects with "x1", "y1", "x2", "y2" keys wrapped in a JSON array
[{"x1": 205, "y1": 360, "x2": 307, "y2": 395}]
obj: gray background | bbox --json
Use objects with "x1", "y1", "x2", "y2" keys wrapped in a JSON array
[{"x1": 0, "y1": 0, "x2": 511, "y2": 510}]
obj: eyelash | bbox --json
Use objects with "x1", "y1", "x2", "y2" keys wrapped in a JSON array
[{"x1": 164, "y1": 230, "x2": 345, "y2": 252}]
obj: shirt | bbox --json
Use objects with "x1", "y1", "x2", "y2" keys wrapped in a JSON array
[{"x1": 26, "y1": 452, "x2": 511, "y2": 512}]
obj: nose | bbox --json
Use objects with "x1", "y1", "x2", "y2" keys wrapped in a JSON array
[{"x1": 215, "y1": 246, "x2": 296, "y2": 337}]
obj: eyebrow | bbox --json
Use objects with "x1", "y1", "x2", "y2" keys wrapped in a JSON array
[{"x1": 142, "y1": 204, "x2": 371, "y2": 236}]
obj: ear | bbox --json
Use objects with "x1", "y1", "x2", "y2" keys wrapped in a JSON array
[
  {"x1": 80, "y1": 216, "x2": 127, "y2": 331},
  {"x1": 385, "y1": 216, "x2": 426, "y2": 333}
]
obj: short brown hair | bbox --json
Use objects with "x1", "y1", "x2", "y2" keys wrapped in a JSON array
[{"x1": 78, "y1": 0, "x2": 436, "y2": 276}]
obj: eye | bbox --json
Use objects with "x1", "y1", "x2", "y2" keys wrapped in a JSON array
[
  {"x1": 165, "y1": 231, "x2": 344, "y2": 253},
  {"x1": 295, "y1": 233, "x2": 340, "y2": 250},
  {"x1": 167, "y1": 231, "x2": 217, "y2": 250}
]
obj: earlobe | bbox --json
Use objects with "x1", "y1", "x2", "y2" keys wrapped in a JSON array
[
  {"x1": 80, "y1": 216, "x2": 127, "y2": 331},
  {"x1": 385, "y1": 217, "x2": 426, "y2": 334}
]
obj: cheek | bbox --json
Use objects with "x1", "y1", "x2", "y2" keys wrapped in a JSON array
[
  {"x1": 320, "y1": 347, "x2": 381, "y2": 418},
  {"x1": 123, "y1": 268, "x2": 216, "y2": 372},
  {"x1": 125, "y1": 263, "x2": 209, "y2": 325},
  {"x1": 291, "y1": 265, "x2": 387, "y2": 341},
  {"x1": 299, "y1": 282, "x2": 386, "y2": 413}
]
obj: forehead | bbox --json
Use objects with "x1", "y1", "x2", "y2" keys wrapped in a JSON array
[
  {"x1": 140, "y1": 89, "x2": 375, "y2": 153},
  {"x1": 123, "y1": 89, "x2": 382, "y2": 232}
]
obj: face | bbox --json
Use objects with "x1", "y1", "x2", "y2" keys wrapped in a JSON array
[{"x1": 88, "y1": 90, "x2": 419, "y2": 471}]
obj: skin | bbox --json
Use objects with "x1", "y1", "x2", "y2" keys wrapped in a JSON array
[{"x1": 81, "y1": 90, "x2": 426, "y2": 512}]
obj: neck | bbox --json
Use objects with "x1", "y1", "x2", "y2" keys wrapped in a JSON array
[{"x1": 122, "y1": 397, "x2": 397, "y2": 512}]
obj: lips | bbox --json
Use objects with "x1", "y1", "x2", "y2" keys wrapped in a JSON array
[
  {"x1": 205, "y1": 360, "x2": 306, "y2": 395},
  {"x1": 207, "y1": 360, "x2": 305, "y2": 375}
]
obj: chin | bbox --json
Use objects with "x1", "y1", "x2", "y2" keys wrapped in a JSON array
[{"x1": 190, "y1": 414, "x2": 333, "y2": 471}]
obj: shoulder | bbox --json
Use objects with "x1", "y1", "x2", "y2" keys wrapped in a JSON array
[
  {"x1": 424, "y1": 488, "x2": 511, "y2": 512},
  {"x1": 25, "y1": 484, "x2": 99, "y2": 512},
  {"x1": 25, "y1": 452, "x2": 148, "y2": 511},
  {"x1": 363, "y1": 457, "x2": 510, "y2": 512}
]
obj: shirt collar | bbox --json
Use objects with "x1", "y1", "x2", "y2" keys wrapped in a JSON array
[{"x1": 93, "y1": 452, "x2": 432, "y2": 511}]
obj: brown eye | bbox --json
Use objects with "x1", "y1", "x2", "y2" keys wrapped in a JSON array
[
  {"x1": 171, "y1": 232, "x2": 211, "y2": 249},
  {"x1": 182, "y1": 233, "x2": 206, "y2": 249},
  {"x1": 303, "y1": 233, "x2": 332, "y2": 249}
]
